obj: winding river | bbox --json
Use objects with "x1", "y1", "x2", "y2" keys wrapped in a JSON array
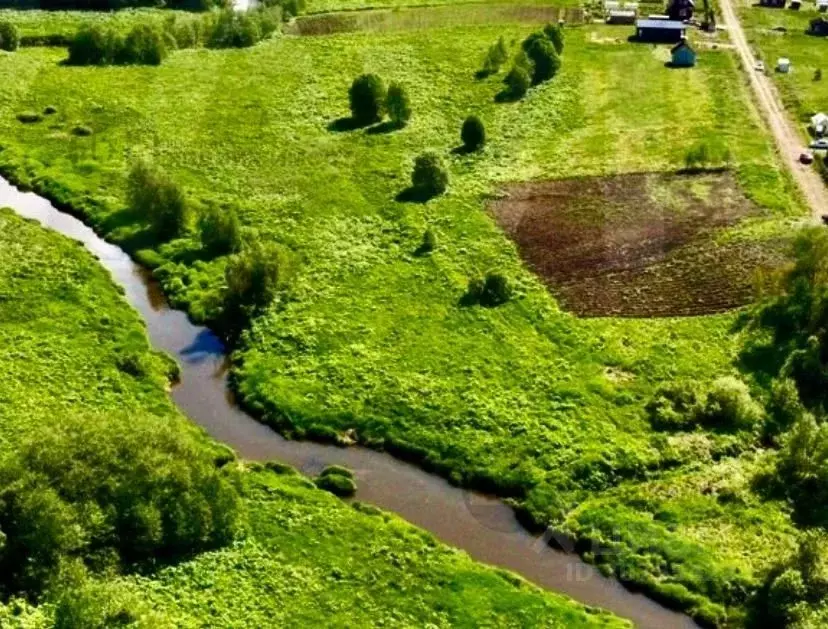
[{"x1": 0, "y1": 176, "x2": 699, "y2": 629}]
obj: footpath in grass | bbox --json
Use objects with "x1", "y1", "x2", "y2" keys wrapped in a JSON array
[
  {"x1": 0, "y1": 207, "x2": 628, "y2": 628},
  {"x1": 0, "y1": 16, "x2": 809, "y2": 626}
]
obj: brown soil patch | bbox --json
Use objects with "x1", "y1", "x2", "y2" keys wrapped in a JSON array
[{"x1": 490, "y1": 172, "x2": 785, "y2": 317}]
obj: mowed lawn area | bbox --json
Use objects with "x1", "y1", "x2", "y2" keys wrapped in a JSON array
[
  {"x1": 0, "y1": 208, "x2": 628, "y2": 628},
  {"x1": 0, "y1": 17, "x2": 808, "y2": 625}
]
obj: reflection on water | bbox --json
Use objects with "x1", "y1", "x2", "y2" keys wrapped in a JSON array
[{"x1": 0, "y1": 177, "x2": 700, "y2": 629}]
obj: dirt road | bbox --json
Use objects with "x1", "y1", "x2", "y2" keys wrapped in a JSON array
[{"x1": 718, "y1": 0, "x2": 827, "y2": 222}]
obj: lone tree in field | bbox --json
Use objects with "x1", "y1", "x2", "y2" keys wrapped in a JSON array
[
  {"x1": 386, "y1": 82, "x2": 412, "y2": 127},
  {"x1": 543, "y1": 22, "x2": 565, "y2": 55},
  {"x1": 411, "y1": 152, "x2": 448, "y2": 198},
  {"x1": 349, "y1": 74, "x2": 386, "y2": 126},
  {"x1": 461, "y1": 116, "x2": 486, "y2": 151},
  {"x1": 127, "y1": 158, "x2": 189, "y2": 239}
]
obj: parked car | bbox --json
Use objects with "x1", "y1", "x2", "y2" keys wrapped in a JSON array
[
  {"x1": 809, "y1": 138, "x2": 828, "y2": 150},
  {"x1": 754, "y1": 60, "x2": 765, "y2": 72},
  {"x1": 800, "y1": 151, "x2": 815, "y2": 164}
]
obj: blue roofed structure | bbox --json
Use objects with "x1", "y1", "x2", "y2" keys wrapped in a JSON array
[{"x1": 635, "y1": 19, "x2": 687, "y2": 42}]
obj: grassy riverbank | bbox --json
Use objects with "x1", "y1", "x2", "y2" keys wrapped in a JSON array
[
  {"x1": 0, "y1": 207, "x2": 628, "y2": 627},
  {"x1": 0, "y1": 10, "x2": 813, "y2": 626}
]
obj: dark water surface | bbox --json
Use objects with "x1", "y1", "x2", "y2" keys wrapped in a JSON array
[{"x1": 0, "y1": 177, "x2": 699, "y2": 629}]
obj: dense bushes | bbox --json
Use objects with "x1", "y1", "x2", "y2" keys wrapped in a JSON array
[
  {"x1": 465, "y1": 272, "x2": 513, "y2": 307},
  {"x1": 349, "y1": 73, "x2": 386, "y2": 125},
  {"x1": 461, "y1": 115, "x2": 486, "y2": 151},
  {"x1": 224, "y1": 241, "x2": 284, "y2": 312},
  {"x1": 502, "y1": 65, "x2": 530, "y2": 100},
  {"x1": 127, "y1": 158, "x2": 189, "y2": 239},
  {"x1": 411, "y1": 152, "x2": 448, "y2": 198},
  {"x1": 646, "y1": 376, "x2": 764, "y2": 432},
  {"x1": 386, "y1": 82, "x2": 411, "y2": 127},
  {"x1": 67, "y1": 23, "x2": 166, "y2": 66},
  {"x1": 496, "y1": 24, "x2": 563, "y2": 101},
  {"x1": 199, "y1": 201, "x2": 242, "y2": 256},
  {"x1": 314, "y1": 465, "x2": 357, "y2": 497},
  {"x1": 0, "y1": 414, "x2": 240, "y2": 597},
  {"x1": 0, "y1": 20, "x2": 19, "y2": 52},
  {"x1": 479, "y1": 36, "x2": 508, "y2": 77}
]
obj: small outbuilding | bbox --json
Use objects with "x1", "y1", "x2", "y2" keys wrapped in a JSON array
[
  {"x1": 776, "y1": 57, "x2": 792, "y2": 73},
  {"x1": 670, "y1": 39, "x2": 697, "y2": 67},
  {"x1": 608, "y1": 8, "x2": 637, "y2": 23},
  {"x1": 667, "y1": 0, "x2": 695, "y2": 21},
  {"x1": 812, "y1": 112, "x2": 828, "y2": 135},
  {"x1": 790, "y1": 0, "x2": 801, "y2": 10},
  {"x1": 635, "y1": 18, "x2": 687, "y2": 42},
  {"x1": 810, "y1": 15, "x2": 828, "y2": 34},
  {"x1": 759, "y1": 0, "x2": 786, "y2": 6}
]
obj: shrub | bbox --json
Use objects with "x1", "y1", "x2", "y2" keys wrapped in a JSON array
[
  {"x1": 224, "y1": 241, "x2": 284, "y2": 311},
  {"x1": 43, "y1": 105, "x2": 57, "y2": 115},
  {"x1": 71, "y1": 125, "x2": 93, "y2": 137},
  {"x1": 419, "y1": 228, "x2": 437, "y2": 254},
  {"x1": 118, "y1": 24, "x2": 167, "y2": 66},
  {"x1": 525, "y1": 36, "x2": 560, "y2": 84},
  {"x1": 127, "y1": 158, "x2": 189, "y2": 239},
  {"x1": 767, "y1": 569, "x2": 808, "y2": 625},
  {"x1": 765, "y1": 378, "x2": 806, "y2": 441},
  {"x1": 646, "y1": 382, "x2": 703, "y2": 431},
  {"x1": 16, "y1": 111, "x2": 42, "y2": 124},
  {"x1": 815, "y1": 68, "x2": 823, "y2": 82},
  {"x1": 697, "y1": 376, "x2": 764, "y2": 431},
  {"x1": 411, "y1": 152, "x2": 448, "y2": 198},
  {"x1": 349, "y1": 74, "x2": 386, "y2": 125},
  {"x1": 544, "y1": 22, "x2": 565, "y2": 54},
  {"x1": 208, "y1": 10, "x2": 262, "y2": 49},
  {"x1": 0, "y1": 414, "x2": 240, "y2": 596},
  {"x1": 386, "y1": 82, "x2": 411, "y2": 127},
  {"x1": 480, "y1": 36, "x2": 509, "y2": 76},
  {"x1": 67, "y1": 25, "x2": 121, "y2": 66},
  {"x1": 503, "y1": 65, "x2": 530, "y2": 99},
  {"x1": 465, "y1": 276, "x2": 485, "y2": 302},
  {"x1": 461, "y1": 115, "x2": 486, "y2": 151},
  {"x1": 315, "y1": 472, "x2": 357, "y2": 497},
  {"x1": 480, "y1": 272, "x2": 512, "y2": 307},
  {"x1": 199, "y1": 202, "x2": 242, "y2": 256},
  {"x1": 0, "y1": 21, "x2": 19, "y2": 52}
]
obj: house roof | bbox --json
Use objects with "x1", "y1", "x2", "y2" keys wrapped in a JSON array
[
  {"x1": 671, "y1": 40, "x2": 695, "y2": 53},
  {"x1": 636, "y1": 19, "x2": 687, "y2": 28}
]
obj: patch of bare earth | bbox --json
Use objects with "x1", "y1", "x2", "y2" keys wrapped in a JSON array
[{"x1": 490, "y1": 172, "x2": 786, "y2": 317}]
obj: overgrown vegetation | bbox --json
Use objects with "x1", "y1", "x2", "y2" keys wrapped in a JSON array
[{"x1": 0, "y1": 20, "x2": 19, "y2": 51}]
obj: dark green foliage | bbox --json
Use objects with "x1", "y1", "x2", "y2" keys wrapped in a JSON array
[
  {"x1": 772, "y1": 413, "x2": 828, "y2": 524},
  {"x1": 386, "y1": 82, "x2": 411, "y2": 127},
  {"x1": 503, "y1": 65, "x2": 530, "y2": 100},
  {"x1": 461, "y1": 115, "x2": 486, "y2": 151},
  {"x1": 224, "y1": 241, "x2": 284, "y2": 311},
  {"x1": 198, "y1": 202, "x2": 242, "y2": 256},
  {"x1": 419, "y1": 228, "x2": 437, "y2": 254},
  {"x1": 0, "y1": 21, "x2": 20, "y2": 52},
  {"x1": 315, "y1": 472, "x2": 357, "y2": 497},
  {"x1": 43, "y1": 105, "x2": 57, "y2": 115},
  {"x1": 815, "y1": 68, "x2": 823, "y2": 82},
  {"x1": 543, "y1": 22, "x2": 565, "y2": 55},
  {"x1": 127, "y1": 158, "x2": 189, "y2": 240},
  {"x1": 646, "y1": 381, "x2": 702, "y2": 431},
  {"x1": 752, "y1": 228, "x2": 828, "y2": 411},
  {"x1": 118, "y1": 23, "x2": 167, "y2": 66},
  {"x1": 70, "y1": 125, "x2": 93, "y2": 137},
  {"x1": 480, "y1": 36, "x2": 509, "y2": 76},
  {"x1": 16, "y1": 111, "x2": 42, "y2": 124},
  {"x1": 0, "y1": 414, "x2": 240, "y2": 596},
  {"x1": 764, "y1": 378, "x2": 806, "y2": 442},
  {"x1": 349, "y1": 73, "x2": 386, "y2": 125},
  {"x1": 411, "y1": 152, "x2": 448, "y2": 197},
  {"x1": 66, "y1": 25, "x2": 121, "y2": 66},
  {"x1": 525, "y1": 36, "x2": 560, "y2": 84},
  {"x1": 208, "y1": 10, "x2": 262, "y2": 49},
  {"x1": 767, "y1": 569, "x2": 807, "y2": 625},
  {"x1": 480, "y1": 272, "x2": 512, "y2": 307}
]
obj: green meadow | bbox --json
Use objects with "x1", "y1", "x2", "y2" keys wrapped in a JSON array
[
  {"x1": 0, "y1": 7, "x2": 818, "y2": 626},
  {"x1": 0, "y1": 207, "x2": 627, "y2": 628}
]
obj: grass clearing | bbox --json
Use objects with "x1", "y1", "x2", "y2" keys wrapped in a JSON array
[
  {"x1": 0, "y1": 15, "x2": 810, "y2": 625},
  {"x1": 0, "y1": 207, "x2": 627, "y2": 628}
]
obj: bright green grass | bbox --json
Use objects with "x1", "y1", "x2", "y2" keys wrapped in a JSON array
[
  {"x1": 0, "y1": 8, "x2": 171, "y2": 41},
  {"x1": 304, "y1": 0, "x2": 583, "y2": 16},
  {"x1": 0, "y1": 207, "x2": 627, "y2": 628},
  {"x1": 0, "y1": 20, "x2": 807, "y2": 624}
]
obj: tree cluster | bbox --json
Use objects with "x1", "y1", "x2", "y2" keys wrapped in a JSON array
[
  {"x1": 67, "y1": 23, "x2": 168, "y2": 66},
  {"x1": 348, "y1": 74, "x2": 411, "y2": 128},
  {"x1": 0, "y1": 21, "x2": 19, "y2": 52},
  {"x1": 0, "y1": 414, "x2": 240, "y2": 597},
  {"x1": 497, "y1": 23, "x2": 564, "y2": 101}
]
